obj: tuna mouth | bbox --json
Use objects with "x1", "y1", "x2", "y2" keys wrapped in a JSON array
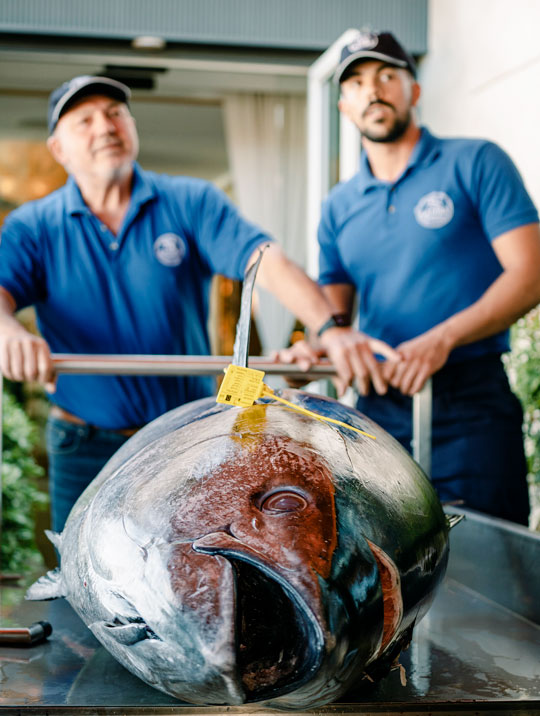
[{"x1": 231, "y1": 558, "x2": 323, "y2": 702}]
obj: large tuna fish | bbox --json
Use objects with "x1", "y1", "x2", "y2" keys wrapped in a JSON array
[{"x1": 27, "y1": 390, "x2": 451, "y2": 708}]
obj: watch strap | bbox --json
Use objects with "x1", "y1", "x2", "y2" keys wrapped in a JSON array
[{"x1": 316, "y1": 313, "x2": 350, "y2": 337}]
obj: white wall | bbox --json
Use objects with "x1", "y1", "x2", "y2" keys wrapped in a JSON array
[{"x1": 419, "y1": 0, "x2": 540, "y2": 207}]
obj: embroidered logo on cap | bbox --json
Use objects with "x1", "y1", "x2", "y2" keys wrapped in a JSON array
[
  {"x1": 414, "y1": 192, "x2": 454, "y2": 229},
  {"x1": 347, "y1": 31, "x2": 379, "y2": 53},
  {"x1": 153, "y1": 233, "x2": 186, "y2": 267}
]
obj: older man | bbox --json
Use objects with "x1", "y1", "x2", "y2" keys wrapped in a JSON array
[{"x1": 0, "y1": 75, "x2": 396, "y2": 531}]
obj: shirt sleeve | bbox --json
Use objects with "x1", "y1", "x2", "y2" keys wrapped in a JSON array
[
  {"x1": 317, "y1": 198, "x2": 354, "y2": 285},
  {"x1": 0, "y1": 208, "x2": 47, "y2": 309},
  {"x1": 471, "y1": 142, "x2": 539, "y2": 241},
  {"x1": 187, "y1": 180, "x2": 274, "y2": 279}
]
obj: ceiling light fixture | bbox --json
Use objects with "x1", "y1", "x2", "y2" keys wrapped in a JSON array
[{"x1": 131, "y1": 36, "x2": 167, "y2": 51}]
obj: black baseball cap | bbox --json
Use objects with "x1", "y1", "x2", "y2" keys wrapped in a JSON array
[
  {"x1": 334, "y1": 31, "x2": 417, "y2": 83},
  {"x1": 48, "y1": 75, "x2": 131, "y2": 134}
]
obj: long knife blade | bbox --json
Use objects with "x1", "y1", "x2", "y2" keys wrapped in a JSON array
[{"x1": 232, "y1": 244, "x2": 269, "y2": 367}]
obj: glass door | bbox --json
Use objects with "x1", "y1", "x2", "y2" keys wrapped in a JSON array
[
  {"x1": 305, "y1": 29, "x2": 361, "y2": 278},
  {"x1": 305, "y1": 30, "x2": 360, "y2": 401}
]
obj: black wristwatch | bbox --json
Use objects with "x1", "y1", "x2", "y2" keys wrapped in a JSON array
[{"x1": 316, "y1": 313, "x2": 350, "y2": 337}]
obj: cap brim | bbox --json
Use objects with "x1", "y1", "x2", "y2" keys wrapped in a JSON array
[
  {"x1": 50, "y1": 77, "x2": 131, "y2": 133},
  {"x1": 333, "y1": 52, "x2": 408, "y2": 84}
]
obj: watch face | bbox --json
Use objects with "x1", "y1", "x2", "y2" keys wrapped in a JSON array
[{"x1": 333, "y1": 314, "x2": 349, "y2": 327}]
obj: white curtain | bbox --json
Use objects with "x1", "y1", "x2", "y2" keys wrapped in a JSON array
[{"x1": 223, "y1": 93, "x2": 306, "y2": 353}]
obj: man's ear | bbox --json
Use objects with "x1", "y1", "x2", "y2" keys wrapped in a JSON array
[
  {"x1": 338, "y1": 96, "x2": 353, "y2": 123},
  {"x1": 46, "y1": 134, "x2": 65, "y2": 166},
  {"x1": 411, "y1": 81, "x2": 421, "y2": 108}
]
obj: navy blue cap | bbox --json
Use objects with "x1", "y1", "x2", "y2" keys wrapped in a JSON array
[
  {"x1": 334, "y1": 31, "x2": 417, "y2": 83},
  {"x1": 48, "y1": 75, "x2": 131, "y2": 133}
]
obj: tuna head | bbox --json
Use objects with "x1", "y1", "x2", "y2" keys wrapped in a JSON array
[{"x1": 49, "y1": 401, "x2": 386, "y2": 707}]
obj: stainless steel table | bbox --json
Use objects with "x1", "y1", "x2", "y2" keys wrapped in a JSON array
[{"x1": 1, "y1": 508, "x2": 539, "y2": 715}]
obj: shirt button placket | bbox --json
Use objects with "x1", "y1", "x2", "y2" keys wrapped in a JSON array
[
  {"x1": 98, "y1": 223, "x2": 119, "y2": 251},
  {"x1": 387, "y1": 185, "x2": 397, "y2": 215}
]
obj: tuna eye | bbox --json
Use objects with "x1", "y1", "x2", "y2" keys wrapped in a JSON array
[{"x1": 259, "y1": 490, "x2": 307, "y2": 514}]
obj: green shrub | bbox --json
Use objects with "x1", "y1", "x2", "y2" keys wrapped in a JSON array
[
  {"x1": 505, "y1": 306, "x2": 540, "y2": 530},
  {"x1": 1, "y1": 388, "x2": 48, "y2": 573}
]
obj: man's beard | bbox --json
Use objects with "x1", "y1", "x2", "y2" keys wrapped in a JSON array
[{"x1": 361, "y1": 109, "x2": 412, "y2": 143}]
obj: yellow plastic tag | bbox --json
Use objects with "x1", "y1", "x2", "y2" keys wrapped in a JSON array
[
  {"x1": 216, "y1": 364, "x2": 266, "y2": 407},
  {"x1": 216, "y1": 365, "x2": 375, "y2": 439}
]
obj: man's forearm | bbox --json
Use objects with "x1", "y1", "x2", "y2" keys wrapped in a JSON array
[
  {"x1": 442, "y1": 267, "x2": 540, "y2": 352},
  {"x1": 386, "y1": 265, "x2": 540, "y2": 396},
  {"x1": 252, "y1": 245, "x2": 338, "y2": 334},
  {"x1": 0, "y1": 287, "x2": 24, "y2": 334}
]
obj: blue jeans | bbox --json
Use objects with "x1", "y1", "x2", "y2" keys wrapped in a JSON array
[
  {"x1": 45, "y1": 416, "x2": 131, "y2": 533},
  {"x1": 355, "y1": 354, "x2": 530, "y2": 525}
]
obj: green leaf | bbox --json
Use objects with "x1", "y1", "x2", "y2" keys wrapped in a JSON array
[{"x1": 1, "y1": 390, "x2": 48, "y2": 573}]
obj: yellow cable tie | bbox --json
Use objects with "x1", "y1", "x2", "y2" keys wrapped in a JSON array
[
  {"x1": 260, "y1": 385, "x2": 376, "y2": 440},
  {"x1": 215, "y1": 365, "x2": 375, "y2": 440}
]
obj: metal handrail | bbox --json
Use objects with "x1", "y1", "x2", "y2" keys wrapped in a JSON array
[
  {"x1": 49, "y1": 353, "x2": 337, "y2": 377},
  {"x1": 412, "y1": 377, "x2": 432, "y2": 477}
]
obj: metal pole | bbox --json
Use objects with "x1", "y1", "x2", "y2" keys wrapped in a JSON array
[
  {"x1": 50, "y1": 354, "x2": 337, "y2": 377},
  {"x1": 412, "y1": 378, "x2": 432, "y2": 476}
]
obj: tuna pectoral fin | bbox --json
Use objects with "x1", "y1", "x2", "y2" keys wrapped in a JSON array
[
  {"x1": 90, "y1": 620, "x2": 151, "y2": 646},
  {"x1": 25, "y1": 568, "x2": 66, "y2": 601},
  {"x1": 365, "y1": 540, "x2": 403, "y2": 654}
]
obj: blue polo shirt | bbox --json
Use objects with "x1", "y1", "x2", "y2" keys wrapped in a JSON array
[
  {"x1": 318, "y1": 128, "x2": 539, "y2": 362},
  {"x1": 0, "y1": 163, "x2": 270, "y2": 428}
]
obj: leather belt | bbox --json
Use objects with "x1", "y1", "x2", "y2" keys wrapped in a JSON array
[{"x1": 49, "y1": 405, "x2": 140, "y2": 437}]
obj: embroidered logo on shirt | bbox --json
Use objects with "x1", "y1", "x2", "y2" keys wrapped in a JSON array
[
  {"x1": 153, "y1": 233, "x2": 186, "y2": 267},
  {"x1": 414, "y1": 192, "x2": 454, "y2": 229},
  {"x1": 347, "y1": 31, "x2": 378, "y2": 53}
]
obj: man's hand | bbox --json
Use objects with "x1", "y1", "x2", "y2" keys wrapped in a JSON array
[
  {"x1": 319, "y1": 327, "x2": 400, "y2": 396},
  {"x1": 0, "y1": 328, "x2": 56, "y2": 392},
  {"x1": 383, "y1": 324, "x2": 453, "y2": 395},
  {"x1": 273, "y1": 341, "x2": 326, "y2": 389},
  {"x1": 277, "y1": 328, "x2": 400, "y2": 396}
]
